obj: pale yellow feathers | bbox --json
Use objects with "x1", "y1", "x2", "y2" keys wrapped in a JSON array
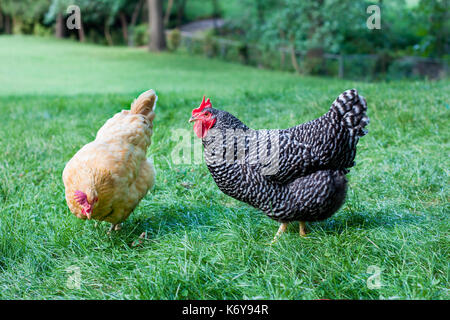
[
  {"x1": 62, "y1": 90, "x2": 157, "y2": 225},
  {"x1": 131, "y1": 89, "x2": 157, "y2": 119}
]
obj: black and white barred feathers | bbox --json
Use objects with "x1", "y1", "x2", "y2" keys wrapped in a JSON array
[{"x1": 201, "y1": 89, "x2": 369, "y2": 222}]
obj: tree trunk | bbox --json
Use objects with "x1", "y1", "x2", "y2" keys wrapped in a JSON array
[
  {"x1": 279, "y1": 29, "x2": 286, "y2": 69},
  {"x1": 289, "y1": 39, "x2": 301, "y2": 74},
  {"x1": 119, "y1": 12, "x2": 128, "y2": 43},
  {"x1": 164, "y1": 0, "x2": 174, "y2": 27},
  {"x1": 131, "y1": 0, "x2": 144, "y2": 26},
  {"x1": 128, "y1": 0, "x2": 144, "y2": 46},
  {"x1": 104, "y1": 23, "x2": 113, "y2": 46},
  {"x1": 77, "y1": 10, "x2": 85, "y2": 42},
  {"x1": 176, "y1": 0, "x2": 187, "y2": 28},
  {"x1": 338, "y1": 54, "x2": 344, "y2": 78},
  {"x1": 78, "y1": 23, "x2": 85, "y2": 42},
  {"x1": 11, "y1": 15, "x2": 17, "y2": 34},
  {"x1": 212, "y1": 0, "x2": 219, "y2": 31},
  {"x1": 148, "y1": 0, "x2": 166, "y2": 51},
  {"x1": 4, "y1": 15, "x2": 11, "y2": 34},
  {"x1": 55, "y1": 12, "x2": 65, "y2": 38}
]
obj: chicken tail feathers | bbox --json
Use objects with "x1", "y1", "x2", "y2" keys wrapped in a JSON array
[
  {"x1": 130, "y1": 89, "x2": 157, "y2": 120},
  {"x1": 329, "y1": 89, "x2": 369, "y2": 138}
]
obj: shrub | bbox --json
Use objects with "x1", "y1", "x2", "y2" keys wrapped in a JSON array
[
  {"x1": 33, "y1": 23, "x2": 52, "y2": 37},
  {"x1": 386, "y1": 58, "x2": 416, "y2": 80},
  {"x1": 167, "y1": 29, "x2": 182, "y2": 52},
  {"x1": 132, "y1": 24, "x2": 149, "y2": 47},
  {"x1": 203, "y1": 32, "x2": 218, "y2": 58}
]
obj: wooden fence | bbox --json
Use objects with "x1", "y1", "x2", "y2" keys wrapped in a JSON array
[{"x1": 178, "y1": 31, "x2": 448, "y2": 80}]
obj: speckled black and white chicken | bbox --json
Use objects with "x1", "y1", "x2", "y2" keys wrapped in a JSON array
[{"x1": 189, "y1": 89, "x2": 369, "y2": 241}]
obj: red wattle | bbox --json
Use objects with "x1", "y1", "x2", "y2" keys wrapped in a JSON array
[{"x1": 194, "y1": 121, "x2": 206, "y2": 138}]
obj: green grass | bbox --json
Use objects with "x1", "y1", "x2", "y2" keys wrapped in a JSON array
[{"x1": 0, "y1": 35, "x2": 449, "y2": 299}]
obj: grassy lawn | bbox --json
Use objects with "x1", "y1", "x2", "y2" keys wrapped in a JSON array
[{"x1": 0, "y1": 36, "x2": 448, "y2": 299}]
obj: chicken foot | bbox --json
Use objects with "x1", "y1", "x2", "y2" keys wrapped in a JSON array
[
  {"x1": 108, "y1": 223, "x2": 122, "y2": 233},
  {"x1": 271, "y1": 222, "x2": 289, "y2": 244},
  {"x1": 271, "y1": 221, "x2": 308, "y2": 244}
]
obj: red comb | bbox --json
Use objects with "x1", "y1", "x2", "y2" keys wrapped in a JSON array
[
  {"x1": 74, "y1": 190, "x2": 88, "y2": 206},
  {"x1": 192, "y1": 96, "x2": 211, "y2": 115}
]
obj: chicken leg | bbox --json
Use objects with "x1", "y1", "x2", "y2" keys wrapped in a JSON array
[
  {"x1": 299, "y1": 221, "x2": 307, "y2": 237},
  {"x1": 271, "y1": 222, "x2": 289, "y2": 244}
]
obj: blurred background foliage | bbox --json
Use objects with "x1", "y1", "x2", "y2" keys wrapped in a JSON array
[{"x1": 0, "y1": 0, "x2": 448, "y2": 80}]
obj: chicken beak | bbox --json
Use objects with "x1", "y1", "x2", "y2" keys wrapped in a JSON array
[
  {"x1": 86, "y1": 211, "x2": 92, "y2": 220},
  {"x1": 189, "y1": 115, "x2": 197, "y2": 123}
]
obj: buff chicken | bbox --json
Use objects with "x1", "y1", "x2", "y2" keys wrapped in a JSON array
[
  {"x1": 63, "y1": 90, "x2": 157, "y2": 231},
  {"x1": 189, "y1": 89, "x2": 369, "y2": 241}
]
